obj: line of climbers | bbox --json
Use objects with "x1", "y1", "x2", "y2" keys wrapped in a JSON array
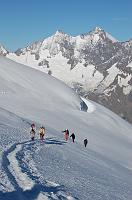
[
  {"x1": 62, "y1": 129, "x2": 88, "y2": 147},
  {"x1": 30, "y1": 124, "x2": 88, "y2": 147}
]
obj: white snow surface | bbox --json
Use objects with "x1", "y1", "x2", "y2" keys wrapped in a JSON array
[
  {"x1": 0, "y1": 56, "x2": 132, "y2": 200},
  {"x1": 8, "y1": 52, "x2": 104, "y2": 92}
]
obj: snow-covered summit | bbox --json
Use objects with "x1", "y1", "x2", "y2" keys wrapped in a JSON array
[
  {"x1": 12, "y1": 26, "x2": 117, "y2": 57},
  {"x1": 54, "y1": 30, "x2": 67, "y2": 36},
  {"x1": 94, "y1": 26, "x2": 103, "y2": 32},
  {"x1": 88, "y1": 26, "x2": 118, "y2": 43},
  {"x1": 0, "y1": 45, "x2": 8, "y2": 56}
]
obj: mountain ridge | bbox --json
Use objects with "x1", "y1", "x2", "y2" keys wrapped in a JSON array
[{"x1": 0, "y1": 26, "x2": 132, "y2": 123}]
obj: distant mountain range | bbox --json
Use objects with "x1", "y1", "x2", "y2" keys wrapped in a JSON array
[{"x1": 1, "y1": 27, "x2": 132, "y2": 123}]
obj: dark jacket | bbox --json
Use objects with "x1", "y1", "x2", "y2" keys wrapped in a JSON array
[{"x1": 70, "y1": 133, "x2": 75, "y2": 139}]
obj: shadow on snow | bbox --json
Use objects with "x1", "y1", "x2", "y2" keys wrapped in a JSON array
[
  {"x1": 44, "y1": 138, "x2": 67, "y2": 145},
  {"x1": 0, "y1": 183, "x2": 76, "y2": 200}
]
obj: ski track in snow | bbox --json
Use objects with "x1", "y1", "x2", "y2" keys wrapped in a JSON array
[{"x1": 1, "y1": 139, "x2": 76, "y2": 200}]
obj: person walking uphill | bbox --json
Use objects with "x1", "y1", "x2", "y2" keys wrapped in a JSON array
[
  {"x1": 84, "y1": 139, "x2": 88, "y2": 147},
  {"x1": 70, "y1": 133, "x2": 75, "y2": 143},
  {"x1": 62, "y1": 129, "x2": 69, "y2": 141},
  {"x1": 30, "y1": 123, "x2": 36, "y2": 141},
  {"x1": 39, "y1": 126, "x2": 45, "y2": 140}
]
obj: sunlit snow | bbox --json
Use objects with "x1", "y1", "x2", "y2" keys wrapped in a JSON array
[{"x1": 0, "y1": 56, "x2": 132, "y2": 200}]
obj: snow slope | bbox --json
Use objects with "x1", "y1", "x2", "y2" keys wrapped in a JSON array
[{"x1": 0, "y1": 56, "x2": 132, "y2": 200}]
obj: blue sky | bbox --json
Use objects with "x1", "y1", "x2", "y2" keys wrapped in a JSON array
[{"x1": 0, "y1": 0, "x2": 131, "y2": 51}]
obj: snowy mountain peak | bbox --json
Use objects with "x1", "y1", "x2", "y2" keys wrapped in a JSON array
[
  {"x1": 52, "y1": 30, "x2": 71, "y2": 42},
  {"x1": 54, "y1": 30, "x2": 66, "y2": 36},
  {"x1": 89, "y1": 27, "x2": 118, "y2": 43},
  {"x1": 93, "y1": 26, "x2": 103, "y2": 32},
  {"x1": 0, "y1": 44, "x2": 8, "y2": 56}
]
